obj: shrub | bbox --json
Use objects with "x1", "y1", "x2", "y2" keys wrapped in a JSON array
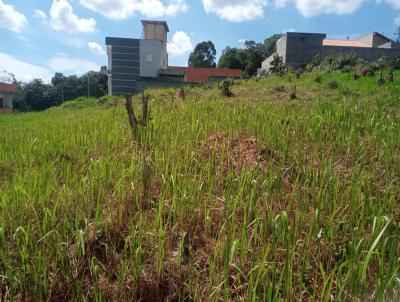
[
  {"x1": 313, "y1": 53, "x2": 363, "y2": 73},
  {"x1": 328, "y1": 80, "x2": 339, "y2": 89},
  {"x1": 361, "y1": 67, "x2": 375, "y2": 77},
  {"x1": 219, "y1": 78, "x2": 234, "y2": 97},
  {"x1": 377, "y1": 71, "x2": 386, "y2": 86},
  {"x1": 289, "y1": 86, "x2": 297, "y2": 100},
  {"x1": 274, "y1": 85, "x2": 285, "y2": 92},
  {"x1": 352, "y1": 72, "x2": 360, "y2": 80},
  {"x1": 387, "y1": 69, "x2": 394, "y2": 82},
  {"x1": 314, "y1": 74, "x2": 322, "y2": 83},
  {"x1": 270, "y1": 54, "x2": 286, "y2": 76},
  {"x1": 388, "y1": 56, "x2": 400, "y2": 70}
]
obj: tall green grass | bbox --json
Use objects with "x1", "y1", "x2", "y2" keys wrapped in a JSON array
[{"x1": 0, "y1": 72, "x2": 399, "y2": 301}]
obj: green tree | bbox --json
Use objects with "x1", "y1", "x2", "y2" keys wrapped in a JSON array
[
  {"x1": 243, "y1": 40, "x2": 264, "y2": 76},
  {"x1": 217, "y1": 34, "x2": 283, "y2": 77},
  {"x1": 188, "y1": 41, "x2": 217, "y2": 68},
  {"x1": 23, "y1": 79, "x2": 60, "y2": 111},
  {"x1": 263, "y1": 34, "x2": 283, "y2": 58},
  {"x1": 218, "y1": 47, "x2": 245, "y2": 70}
]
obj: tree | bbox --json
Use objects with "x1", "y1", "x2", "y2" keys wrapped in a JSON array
[
  {"x1": 243, "y1": 40, "x2": 264, "y2": 76},
  {"x1": 218, "y1": 47, "x2": 245, "y2": 70},
  {"x1": 263, "y1": 34, "x2": 283, "y2": 58},
  {"x1": 51, "y1": 72, "x2": 66, "y2": 86},
  {"x1": 23, "y1": 79, "x2": 59, "y2": 111},
  {"x1": 188, "y1": 41, "x2": 217, "y2": 68}
]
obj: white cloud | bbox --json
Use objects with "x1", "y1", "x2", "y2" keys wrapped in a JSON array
[
  {"x1": 47, "y1": 56, "x2": 100, "y2": 75},
  {"x1": 34, "y1": 9, "x2": 47, "y2": 23},
  {"x1": 0, "y1": 0, "x2": 27, "y2": 32},
  {"x1": 202, "y1": 0, "x2": 267, "y2": 22},
  {"x1": 295, "y1": 0, "x2": 365, "y2": 17},
  {"x1": 238, "y1": 38, "x2": 247, "y2": 44},
  {"x1": 168, "y1": 31, "x2": 193, "y2": 56},
  {"x1": 202, "y1": 0, "x2": 400, "y2": 20},
  {"x1": 88, "y1": 42, "x2": 106, "y2": 55},
  {"x1": 379, "y1": 0, "x2": 400, "y2": 9},
  {"x1": 79, "y1": 0, "x2": 187, "y2": 20},
  {"x1": 49, "y1": 0, "x2": 96, "y2": 33},
  {"x1": 0, "y1": 52, "x2": 53, "y2": 82}
]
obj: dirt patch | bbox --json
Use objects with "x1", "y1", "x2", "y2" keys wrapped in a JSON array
[{"x1": 200, "y1": 132, "x2": 279, "y2": 176}]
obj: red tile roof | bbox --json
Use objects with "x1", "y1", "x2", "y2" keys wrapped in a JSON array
[
  {"x1": 0, "y1": 108, "x2": 12, "y2": 114},
  {"x1": 0, "y1": 83, "x2": 16, "y2": 94},
  {"x1": 323, "y1": 39, "x2": 368, "y2": 48},
  {"x1": 167, "y1": 66, "x2": 242, "y2": 84}
]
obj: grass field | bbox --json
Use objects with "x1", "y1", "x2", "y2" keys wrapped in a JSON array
[{"x1": 1, "y1": 72, "x2": 399, "y2": 301}]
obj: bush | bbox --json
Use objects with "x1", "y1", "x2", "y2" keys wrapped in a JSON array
[
  {"x1": 219, "y1": 78, "x2": 234, "y2": 97},
  {"x1": 312, "y1": 53, "x2": 363, "y2": 73},
  {"x1": 361, "y1": 67, "x2": 375, "y2": 77},
  {"x1": 328, "y1": 80, "x2": 339, "y2": 89},
  {"x1": 314, "y1": 74, "x2": 322, "y2": 83},
  {"x1": 274, "y1": 85, "x2": 285, "y2": 92},
  {"x1": 289, "y1": 86, "x2": 297, "y2": 100},
  {"x1": 387, "y1": 69, "x2": 394, "y2": 82},
  {"x1": 270, "y1": 54, "x2": 286, "y2": 76}
]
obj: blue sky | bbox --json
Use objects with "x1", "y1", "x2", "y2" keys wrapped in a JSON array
[{"x1": 1, "y1": 0, "x2": 400, "y2": 82}]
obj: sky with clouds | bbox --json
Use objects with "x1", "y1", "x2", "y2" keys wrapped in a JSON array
[{"x1": 1, "y1": 0, "x2": 400, "y2": 82}]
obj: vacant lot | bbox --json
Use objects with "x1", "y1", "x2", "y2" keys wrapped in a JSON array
[{"x1": 1, "y1": 72, "x2": 399, "y2": 301}]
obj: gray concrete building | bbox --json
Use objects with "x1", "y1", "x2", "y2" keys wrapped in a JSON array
[
  {"x1": 105, "y1": 20, "x2": 169, "y2": 95},
  {"x1": 260, "y1": 32, "x2": 400, "y2": 73}
]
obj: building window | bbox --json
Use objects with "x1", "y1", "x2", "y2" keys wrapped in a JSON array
[
  {"x1": 146, "y1": 54, "x2": 153, "y2": 63},
  {"x1": 0, "y1": 98, "x2": 3, "y2": 108}
]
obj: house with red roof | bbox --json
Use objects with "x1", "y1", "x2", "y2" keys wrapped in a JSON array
[
  {"x1": 0, "y1": 83, "x2": 16, "y2": 114},
  {"x1": 260, "y1": 32, "x2": 400, "y2": 73}
]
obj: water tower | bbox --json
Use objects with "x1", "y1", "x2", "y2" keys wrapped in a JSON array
[{"x1": 141, "y1": 20, "x2": 169, "y2": 69}]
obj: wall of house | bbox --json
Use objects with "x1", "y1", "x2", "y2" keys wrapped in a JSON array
[
  {"x1": 276, "y1": 35, "x2": 287, "y2": 62},
  {"x1": 378, "y1": 41, "x2": 400, "y2": 49},
  {"x1": 142, "y1": 23, "x2": 167, "y2": 43},
  {"x1": 142, "y1": 23, "x2": 168, "y2": 69},
  {"x1": 0, "y1": 93, "x2": 13, "y2": 113},
  {"x1": 322, "y1": 46, "x2": 400, "y2": 61},
  {"x1": 260, "y1": 35, "x2": 287, "y2": 72},
  {"x1": 140, "y1": 40, "x2": 163, "y2": 78},
  {"x1": 261, "y1": 55, "x2": 276, "y2": 72},
  {"x1": 285, "y1": 32, "x2": 326, "y2": 65},
  {"x1": 357, "y1": 33, "x2": 390, "y2": 48},
  {"x1": 106, "y1": 37, "x2": 140, "y2": 95}
]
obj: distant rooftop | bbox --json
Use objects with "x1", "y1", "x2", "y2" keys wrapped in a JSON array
[
  {"x1": 167, "y1": 67, "x2": 242, "y2": 84},
  {"x1": 0, "y1": 83, "x2": 16, "y2": 94},
  {"x1": 323, "y1": 39, "x2": 368, "y2": 48},
  {"x1": 141, "y1": 20, "x2": 169, "y2": 32}
]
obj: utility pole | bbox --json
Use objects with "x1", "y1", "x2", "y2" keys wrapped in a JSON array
[
  {"x1": 394, "y1": 27, "x2": 400, "y2": 43},
  {"x1": 87, "y1": 72, "x2": 90, "y2": 97}
]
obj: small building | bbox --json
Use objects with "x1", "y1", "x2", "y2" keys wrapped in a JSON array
[
  {"x1": 260, "y1": 32, "x2": 400, "y2": 73},
  {"x1": 0, "y1": 83, "x2": 16, "y2": 114},
  {"x1": 105, "y1": 20, "x2": 242, "y2": 95}
]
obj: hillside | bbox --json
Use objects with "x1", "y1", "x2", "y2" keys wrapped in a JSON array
[{"x1": 1, "y1": 72, "x2": 399, "y2": 301}]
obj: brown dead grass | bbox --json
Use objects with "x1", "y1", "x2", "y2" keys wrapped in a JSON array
[{"x1": 200, "y1": 132, "x2": 279, "y2": 176}]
